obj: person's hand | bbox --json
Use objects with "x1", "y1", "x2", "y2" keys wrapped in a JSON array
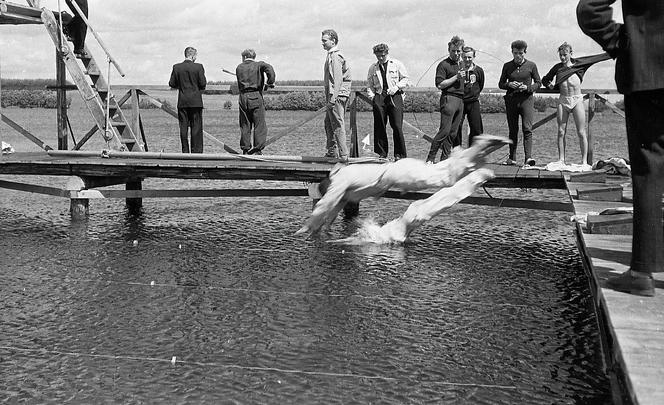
[
  {"x1": 518, "y1": 83, "x2": 528, "y2": 91},
  {"x1": 508, "y1": 81, "x2": 522, "y2": 89},
  {"x1": 387, "y1": 87, "x2": 398, "y2": 96},
  {"x1": 546, "y1": 82, "x2": 554, "y2": 90},
  {"x1": 457, "y1": 70, "x2": 465, "y2": 81}
]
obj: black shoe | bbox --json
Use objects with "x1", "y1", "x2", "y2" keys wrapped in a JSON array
[
  {"x1": 525, "y1": 158, "x2": 536, "y2": 166},
  {"x1": 606, "y1": 270, "x2": 655, "y2": 297}
]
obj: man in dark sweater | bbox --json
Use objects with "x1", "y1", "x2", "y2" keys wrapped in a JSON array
[
  {"x1": 235, "y1": 49, "x2": 276, "y2": 155},
  {"x1": 426, "y1": 35, "x2": 466, "y2": 163},
  {"x1": 578, "y1": 0, "x2": 664, "y2": 296},
  {"x1": 169, "y1": 47, "x2": 207, "y2": 153},
  {"x1": 454, "y1": 46, "x2": 485, "y2": 148},
  {"x1": 63, "y1": 0, "x2": 88, "y2": 56},
  {"x1": 498, "y1": 40, "x2": 541, "y2": 166}
]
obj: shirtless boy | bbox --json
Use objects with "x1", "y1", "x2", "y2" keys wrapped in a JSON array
[{"x1": 542, "y1": 42, "x2": 589, "y2": 166}]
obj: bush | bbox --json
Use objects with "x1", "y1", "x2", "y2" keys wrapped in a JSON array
[{"x1": 1, "y1": 90, "x2": 71, "y2": 108}]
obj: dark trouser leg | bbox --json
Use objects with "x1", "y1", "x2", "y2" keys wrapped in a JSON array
[
  {"x1": 521, "y1": 96, "x2": 534, "y2": 161},
  {"x1": 252, "y1": 97, "x2": 268, "y2": 152},
  {"x1": 239, "y1": 95, "x2": 253, "y2": 152},
  {"x1": 625, "y1": 90, "x2": 664, "y2": 274},
  {"x1": 178, "y1": 108, "x2": 190, "y2": 153},
  {"x1": 466, "y1": 100, "x2": 483, "y2": 147},
  {"x1": 439, "y1": 97, "x2": 464, "y2": 161},
  {"x1": 505, "y1": 97, "x2": 520, "y2": 160},
  {"x1": 454, "y1": 113, "x2": 464, "y2": 148},
  {"x1": 65, "y1": 0, "x2": 88, "y2": 52},
  {"x1": 372, "y1": 94, "x2": 389, "y2": 157},
  {"x1": 189, "y1": 107, "x2": 204, "y2": 153},
  {"x1": 387, "y1": 94, "x2": 406, "y2": 158}
]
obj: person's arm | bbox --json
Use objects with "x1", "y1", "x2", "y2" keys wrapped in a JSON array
[
  {"x1": 198, "y1": 65, "x2": 207, "y2": 91},
  {"x1": 477, "y1": 67, "x2": 485, "y2": 93},
  {"x1": 437, "y1": 62, "x2": 461, "y2": 91},
  {"x1": 498, "y1": 63, "x2": 510, "y2": 90},
  {"x1": 394, "y1": 60, "x2": 410, "y2": 92},
  {"x1": 576, "y1": 0, "x2": 622, "y2": 57},
  {"x1": 168, "y1": 66, "x2": 178, "y2": 89},
  {"x1": 366, "y1": 64, "x2": 376, "y2": 99},
  {"x1": 260, "y1": 62, "x2": 276, "y2": 90},
  {"x1": 329, "y1": 53, "x2": 344, "y2": 103},
  {"x1": 528, "y1": 63, "x2": 542, "y2": 92},
  {"x1": 541, "y1": 63, "x2": 558, "y2": 89}
]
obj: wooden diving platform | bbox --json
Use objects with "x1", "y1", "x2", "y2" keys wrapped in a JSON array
[
  {"x1": 568, "y1": 173, "x2": 664, "y2": 405},
  {"x1": 0, "y1": 1, "x2": 42, "y2": 25}
]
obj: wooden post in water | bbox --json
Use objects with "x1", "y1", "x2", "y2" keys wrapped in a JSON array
[
  {"x1": 343, "y1": 91, "x2": 360, "y2": 218},
  {"x1": 126, "y1": 179, "x2": 143, "y2": 212},
  {"x1": 70, "y1": 198, "x2": 89, "y2": 220},
  {"x1": 56, "y1": 49, "x2": 68, "y2": 150},
  {"x1": 587, "y1": 92, "x2": 595, "y2": 165}
]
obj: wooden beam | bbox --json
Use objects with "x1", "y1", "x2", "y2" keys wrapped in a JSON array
[
  {"x1": 263, "y1": 105, "x2": 327, "y2": 147},
  {"x1": 0, "y1": 179, "x2": 67, "y2": 197},
  {"x1": 1, "y1": 113, "x2": 53, "y2": 150},
  {"x1": 56, "y1": 47, "x2": 68, "y2": 150},
  {"x1": 595, "y1": 93, "x2": 626, "y2": 118}
]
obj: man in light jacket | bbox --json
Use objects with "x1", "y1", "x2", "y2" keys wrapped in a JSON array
[{"x1": 366, "y1": 43, "x2": 410, "y2": 160}]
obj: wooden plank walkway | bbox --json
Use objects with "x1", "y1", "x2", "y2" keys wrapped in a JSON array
[
  {"x1": 568, "y1": 174, "x2": 664, "y2": 405},
  {"x1": 0, "y1": 151, "x2": 567, "y2": 189}
]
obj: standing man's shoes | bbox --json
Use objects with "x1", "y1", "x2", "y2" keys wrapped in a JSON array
[
  {"x1": 525, "y1": 158, "x2": 536, "y2": 166},
  {"x1": 606, "y1": 270, "x2": 655, "y2": 297}
]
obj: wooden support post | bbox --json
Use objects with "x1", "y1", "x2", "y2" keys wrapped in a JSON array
[
  {"x1": 56, "y1": 49, "x2": 68, "y2": 150},
  {"x1": 126, "y1": 179, "x2": 143, "y2": 212},
  {"x1": 349, "y1": 91, "x2": 359, "y2": 158},
  {"x1": 587, "y1": 92, "x2": 595, "y2": 165},
  {"x1": 70, "y1": 198, "x2": 89, "y2": 220}
]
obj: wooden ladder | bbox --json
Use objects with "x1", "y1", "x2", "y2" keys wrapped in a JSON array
[{"x1": 39, "y1": 8, "x2": 143, "y2": 151}]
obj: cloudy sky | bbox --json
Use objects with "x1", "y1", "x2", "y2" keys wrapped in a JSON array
[{"x1": 1, "y1": 0, "x2": 622, "y2": 89}]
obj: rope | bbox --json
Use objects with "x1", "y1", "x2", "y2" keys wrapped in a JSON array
[{"x1": 0, "y1": 345, "x2": 518, "y2": 390}]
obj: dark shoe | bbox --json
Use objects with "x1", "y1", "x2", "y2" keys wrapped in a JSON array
[
  {"x1": 503, "y1": 158, "x2": 517, "y2": 166},
  {"x1": 339, "y1": 155, "x2": 349, "y2": 163},
  {"x1": 394, "y1": 155, "x2": 405, "y2": 161},
  {"x1": 525, "y1": 158, "x2": 536, "y2": 166},
  {"x1": 606, "y1": 270, "x2": 655, "y2": 297},
  {"x1": 242, "y1": 150, "x2": 249, "y2": 155}
]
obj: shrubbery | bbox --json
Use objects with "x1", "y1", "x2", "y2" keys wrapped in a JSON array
[
  {"x1": 1, "y1": 90, "x2": 71, "y2": 109},
  {"x1": 263, "y1": 90, "x2": 623, "y2": 114}
]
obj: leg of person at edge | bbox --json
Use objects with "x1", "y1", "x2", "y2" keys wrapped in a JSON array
[
  {"x1": 453, "y1": 46, "x2": 485, "y2": 149},
  {"x1": 498, "y1": 40, "x2": 542, "y2": 167},
  {"x1": 426, "y1": 36, "x2": 466, "y2": 164},
  {"x1": 169, "y1": 47, "x2": 207, "y2": 153},
  {"x1": 321, "y1": 29, "x2": 352, "y2": 162},
  {"x1": 63, "y1": 0, "x2": 88, "y2": 56},
  {"x1": 542, "y1": 42, "x2": 589, "y2": 167},
  {"x1": 366, "y1": 43, "x2": 410, "y2": 161},
  {"x1": 578, "y1": 0, "x2": 664, "y2": 297},
  {"x1": 235, "y1": 49, "x2": 276, "y2": 155}
]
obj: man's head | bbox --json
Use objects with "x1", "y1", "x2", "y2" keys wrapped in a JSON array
[
  {"x1": 321, "y1": 29, "x2": 338, "y2": 51},
  {"x1": 510, "y1": 40, "x2": 527, "y2": 64},
  {"x1": 448, "y1": 35, "x2": 465, "y2": 62},
  {"x1": 462, "y1": 46, "x2": 476, "y2": 67},
  {"x1": 242, "y1": 49, "x2": 256, "y2": 61},
  {"x1": 557, "y1": 42, "x2": 573, "y2": 63},
  {"x1": 373, "y1": 43, "x2": 389, "y2": 64},
  {"x1": 184, "y1": 46, "x2": 197, "y2": 61}
]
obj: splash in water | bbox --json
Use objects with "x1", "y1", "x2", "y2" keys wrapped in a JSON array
[{"x1": 296, "y1": 134, "x2": 510, "y2": 243}]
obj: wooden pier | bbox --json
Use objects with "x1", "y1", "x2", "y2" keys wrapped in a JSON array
[{"x1": 568, "y1": 172, "x2": 664, "y2": 405}]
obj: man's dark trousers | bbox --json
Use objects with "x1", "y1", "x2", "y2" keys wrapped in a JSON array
[
  {"x1": 178, "y1": 107, "x2": 203, "y2": 153},
  {"x1": 454, "y1": 99, "x2": 483, "y2": 148},
  {"x1": 373, "y1": 93, "x2": 406, "y2": 159},
  {"x1": 239, "y1": 91, "x2": 267, "y2": 153},
  {"x1": 505, "y1": 93, "x2": 534, "y2": 161},
  {"x1": 625, "y1": 90, "x2": 664, "y2": 273},
  {"x1": 427, "y1": 94, "x2": 464, "y2": 161}
]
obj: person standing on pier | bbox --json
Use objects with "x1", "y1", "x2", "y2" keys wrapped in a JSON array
[
  {"x1": 426, "y1": 35, "x2": 466, "y2": 163},
  {"x1": 169, "y1": 47, "x2": 207, "y2": 154},
  {"x1": 63, "y1": 0, "x2": 88, "y2": 57},
  {"x1": 453, "y1": 46, "x2": 485, "y2": 149},
  {"x1": 578, "y1": 0, "x2": 664, "y2": 297},
  {"x1": 498, "y1": 40, "x2": 541, "y2": 167},
  {"x1": 366, "y1": 43, "x2": 410, "y2": 161},
  {"x1": 321, "y1": 29, "x2": 352, "y2": 162},
  {"x1": 235, "y1": 49, "x2": 276, "y2": 155}
]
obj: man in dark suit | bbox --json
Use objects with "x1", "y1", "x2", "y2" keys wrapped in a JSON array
[
  {"x1": 169, "y1": 47, "x2": 207, "y2": 153},
  {"x1": 578, "y1": 0, "x2": 664, "y2": 297}
]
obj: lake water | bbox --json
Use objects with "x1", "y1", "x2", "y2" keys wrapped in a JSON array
[{"x1": 0, "y1": 107, "x2": 619, "y2": 403}]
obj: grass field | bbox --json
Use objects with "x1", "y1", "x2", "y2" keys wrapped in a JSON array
[{"x1": 1, "y1": 89, "x2": 629, "y2": 165}]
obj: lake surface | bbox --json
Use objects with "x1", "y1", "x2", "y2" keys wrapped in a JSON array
[{"x1": 0, "y1": 106, "x2": 623, "y2": 403}]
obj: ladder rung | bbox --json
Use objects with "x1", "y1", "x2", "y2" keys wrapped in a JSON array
[{"x1": 110, "y1": 121, "x2": 126, "y2": 127}]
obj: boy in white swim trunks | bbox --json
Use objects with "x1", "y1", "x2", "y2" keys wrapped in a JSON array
[{"x1": 542, "y1": 42, "x2": 589, "y2": 167}]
